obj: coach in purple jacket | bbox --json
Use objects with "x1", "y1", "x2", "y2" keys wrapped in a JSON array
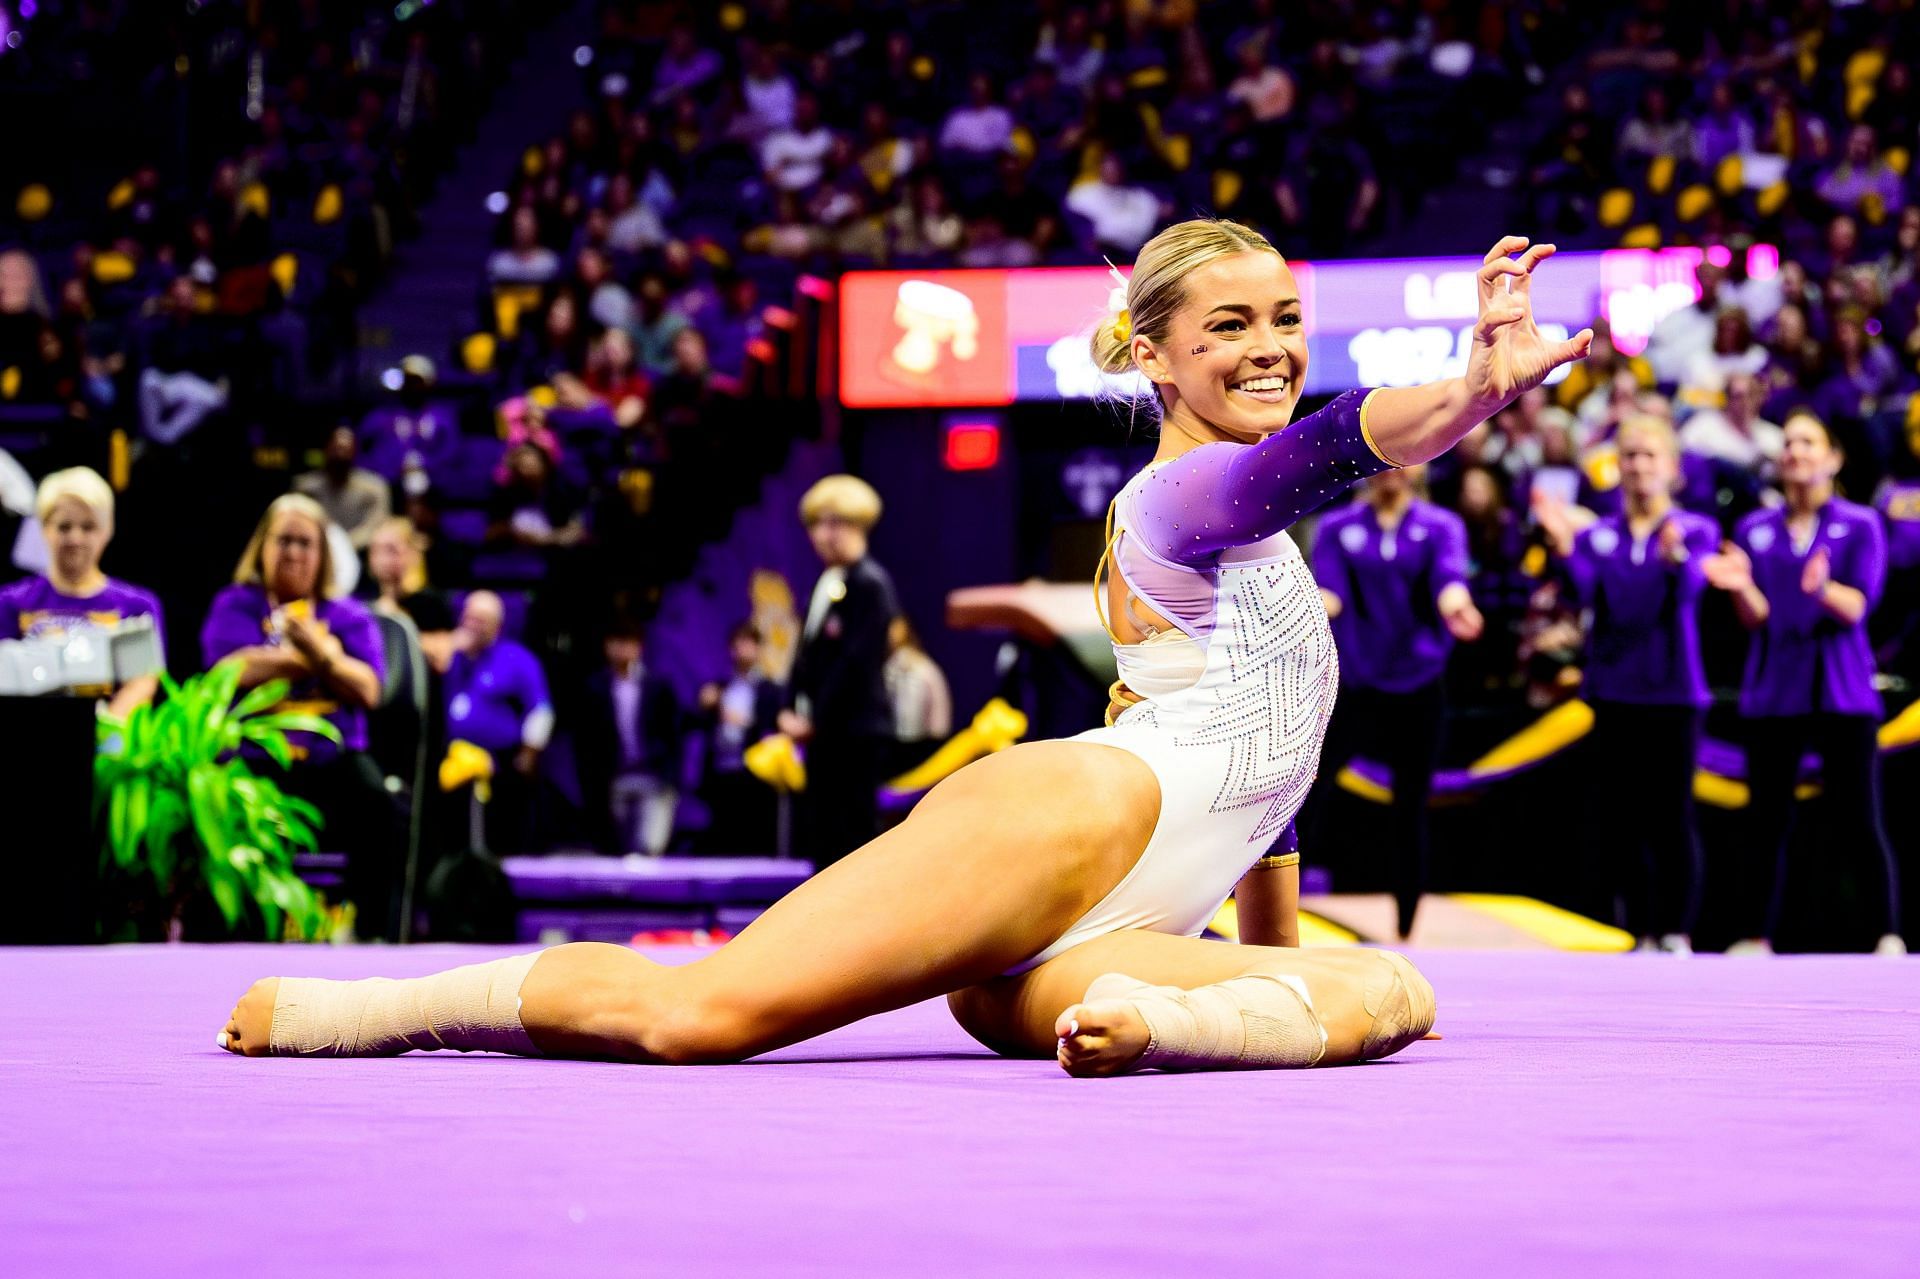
[
  {"x1": 1703, "y1": 411, "x2": 1903, "y2": 955},
  {"x1": 1309, "y1": 465, "x2": 1482, "y2": 939},
  {"x1": 1541, "y1": 417, "x2": 1716, "y2": 952}
]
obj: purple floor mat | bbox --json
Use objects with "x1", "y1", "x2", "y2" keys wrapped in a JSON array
[{"x1": 3, "y1": 945, "x2": 1915, "y2": 1276}]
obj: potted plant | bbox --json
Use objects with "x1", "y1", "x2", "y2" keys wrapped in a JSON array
[{"x1": 94, "y1": 658, "x2": 337, "y2": 942}]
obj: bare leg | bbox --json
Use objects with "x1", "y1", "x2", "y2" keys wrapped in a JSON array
[
  {"x1": 222, "y1": 742, "x2": 1162, "y2": 1063},
  {"x1": 947, "y1": 930, "x2": 1436, "y2": 1075}
]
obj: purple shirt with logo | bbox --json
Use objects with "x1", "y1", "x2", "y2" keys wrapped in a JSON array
[
  {"x1": 445, "y1": 639, "x2": 551, "y2": 757},
  {"x1": 199, "y1": 584, "x2": 385, "y2": 755},
  {"x1": 0, "y1": 575, "x2": 167, "y2": 689},
  {"x1": 1312, "y1": 499, "x2": 1470, "y2": 692},
  {"x1": 1875, "y1": 478, "x2": 1920, "y2": 572},
  {"x1": 1561, "y1": 510, "x2": 1718, "y2": 707},
  {"x1": 1732, "y1": 498, "x2": 1885, "y2": 719}
]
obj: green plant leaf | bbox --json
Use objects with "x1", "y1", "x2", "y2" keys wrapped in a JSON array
[
  {"x1": 247, "y1": 713, "x2": 341, "y2": 742},
  {"x1": 231, "y1": 677, "x2": 292, "y2": 722},
  {"x1": 202, "y1": 857, "x2": 243, "y2": 931}
]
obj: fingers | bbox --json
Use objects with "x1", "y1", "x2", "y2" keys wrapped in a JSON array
[
  {"x1": 1481, "y1": 235, "x2": 1530, "y2": 265},
  {"x1": 1511, "y1": 242, "x2": 1557, "y2": 298},
  {"x1": 1557, "y1": 328, "x2": 1595, "y2": 364},
  {"x1": 1477, "y1": 256, "x2": 1528, "y2": 304}
]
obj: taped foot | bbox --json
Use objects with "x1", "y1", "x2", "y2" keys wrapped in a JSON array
[
  {"x1": 1058, "y1": 971, "x2": 1329, "y2": 1076},
  {"x1": 1358, "y1": 950, "x2": 1436, "y2": 1062},
  {"x1": 218, "y1": 954, "x2": 544, "y2": 1058}
]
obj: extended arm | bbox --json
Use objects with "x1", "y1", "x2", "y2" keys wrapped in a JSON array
[{"x1": 1233, "y1": 861, "x2": 1300, "y2": 947}]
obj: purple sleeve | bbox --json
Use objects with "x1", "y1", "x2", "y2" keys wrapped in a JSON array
[
  {"x1": 200, "y1": 588, "x2": 259, "y2": 666},
  {"x1": 1131, "y1": 389, "x2": 1393, "y2": 566},
  {"x1": 1560, "y1": 533, "x2": 1597, "y2": 606},
  {"x1": 1678, "y1": 515, "x2": 1718, "y2": 593},
  {"x1": 1836, "y1": 511, "x2": 1887, "y2": 611},
  {"x1": 1311, "y1": 516, "x2": 1350, "y2": 609},
  {"x1": 0, "y1": 581, "x2": 21, "y2": 641},
  {"x1": 1431, "y1": 510, "x2": 1470, "y2": 599}
]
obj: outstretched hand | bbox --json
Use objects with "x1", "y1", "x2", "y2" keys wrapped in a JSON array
[{"x1": 1464, "y1": 237, "x2": 1594, "y2": 409}]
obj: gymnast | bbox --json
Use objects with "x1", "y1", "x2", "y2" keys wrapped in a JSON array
[{"x1": 218, "y1": 220, "x2": 1591, "y2": 1075}]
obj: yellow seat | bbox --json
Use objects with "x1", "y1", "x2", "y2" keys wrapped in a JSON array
[
  {"x1": 107, "y1": 179, "x2": 135, "y2": 211},
  {"x1": 1212, "y1": 169, "x2": 1243, "y2": 210},
  {"x1": 1597, "y1": 188, "x2": 1634, "y2": 227},
  {"x1": 461, "y1": 332, "x2": 497, "y2": 375},
  {"x1": 270, "y1": 253, "x2": 298, "y2": 297},
  {"x1": 16, "y1": 184, "x2": 51, "y2": 221},
  {"x1": 238, "y1": 182, "x2": 270, "y2": 219},
  {"x1": 1646, "y1": 154, "x2": 1676, "y2": 196},
  {"x1": 1675, "y1": 183, "x2": 1714, "y2": 223},
  {"x1": 1714, "y1": 154, "x2": 1743, "y2": 195},
  {"x1": 92, "y1": 251, "x2": 136, "y2": 284},
  {"x1": 491, "y1": 283, "x2": 542, "y2": 341},
  {"x1": 1755, "y1": 180, "x2": 1790, "y2": 217},
  {"x1": 1888, "y1": 146, "x2": 1911, "y2": 176},
  {"x1": 314, "y1": 184, "x2": 343, "y2": 225},
  {"x1": 521, "y1": 145, "x2": 543, "y2": 178},
  {"x1": 1620, "y1": 223, "x2": 1661, "y2": 249}
]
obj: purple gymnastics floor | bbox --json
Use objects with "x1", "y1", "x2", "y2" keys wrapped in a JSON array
[{"x1": 2, "y1": 946, "x2": 1915, "y2": 1277}]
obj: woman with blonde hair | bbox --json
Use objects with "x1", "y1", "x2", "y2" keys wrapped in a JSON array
[
  {"x1": 220, "y1": 221, "x2": 1590, "y2": 1074},
  {"x1": 1537, "y1": 415, "x2": 1718, "y2": 953},
  {"x1": 202, "y1": 493, "x2": 400, "y2": 940},
  {"x1": 0, "y1": 467, "x2": 165, "y2": 716},
  {"x1": 365, "y1": 515, "x2": 456, "y2": 672}
]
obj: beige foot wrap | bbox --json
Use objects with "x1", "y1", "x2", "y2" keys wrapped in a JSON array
[
  {"x1": 268, "y1": 953, "x2": 544, "y2": 1057},
  {"x1": 1086, "y1": 971, "x2": 1329, "y2": 1072},
  {"x1": 1359, "y1": 951, "x2": 1437, "y2": 1062}
]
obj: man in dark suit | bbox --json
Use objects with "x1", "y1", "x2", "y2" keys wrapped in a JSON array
[
  {"x1": 578, "y1": 619, "x2": 684, "y2": 856},
  {"x1": 697, "y1": 621, "x2": 785, "y2": 854},
  {"x1": 780, "y1": 475, "x2": 899, "y2": 868}
]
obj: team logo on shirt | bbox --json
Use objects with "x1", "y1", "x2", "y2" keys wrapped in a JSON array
[
  {"x1": 1747, "y1": 524, "x2": 1775, "y2": 553},
  {"x1": 1588, "y1": 525, "x2": 1619, "y2": 557},
  {"x1": 1407, "y1": 524, "x2": 1428, "y2": 543},
  {"x1": 1828, "y1": 522, "x2": 1849, "y2": 539},
  {"x1": 1339, "y1": 523, "x2": 1366, "y2": 553}
]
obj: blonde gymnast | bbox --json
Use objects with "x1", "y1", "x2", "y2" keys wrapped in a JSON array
[{"x1": 219, "y1": 221, "x2": 1590, "y2": 1074}]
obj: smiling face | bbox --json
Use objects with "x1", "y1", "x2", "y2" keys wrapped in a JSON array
[
  {"x1": 1778, "y1": 414, "x2": 1839, "y2": 489},
  {"x1": 1616, "y1": 420, "x2": 1678, "y2": 504},
  {"x1": 43, "y1": 496, "x2": 110, "y2": 584},
  {"x1": 263, "y1": 511, "x2": 325, "y2": 601},
  {"x1": 1137, "y1": 251, "x2": 1308, "y2": 443}
]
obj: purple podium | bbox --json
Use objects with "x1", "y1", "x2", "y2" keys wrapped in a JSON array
[{"x1": 501, "y1": 854, "x2": 813, "y2": 944}]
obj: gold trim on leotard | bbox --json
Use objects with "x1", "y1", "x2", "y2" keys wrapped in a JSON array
[{"x1": 1357, "y1": 387, "x2": 1406, "y2": 468}]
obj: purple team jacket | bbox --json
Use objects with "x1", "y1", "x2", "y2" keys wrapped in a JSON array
[{"x1": 1733, "y1": 498, "x2": 1886, "y2": 719}]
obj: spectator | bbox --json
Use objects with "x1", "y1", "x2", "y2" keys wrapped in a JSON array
[
  {"x1": 359, "y1": 355, "x2": 459, "y2": 486},
  {"x1": 0, "y1": 468, "x2": 164, "y2": 717},
  {"x1": 1066, "y1": 155, "x2": 1165, "y2": 257},
  {"x1": 650, "y1": 23, "x2": 724, "y2": 109},
  {"x1": 1679, "y1": 370, "x2": 1782, "y2": 472},
  {"x1": 884, "y1": 615, "x2": 953, "y2": 774},
  {"x1": 366, "y1": 515, "x2": 456, "y2": 671},
  {"x1": 1035, "y1": 7, "x2": 1104, "y2": 93},
  {"x1": 1617, "y1": 84, "x2": 1693, "y2": 168},
  {"x1": 628, "y1": 273, "x2": 695, "y2": 377},
  {"x1": 580, "y1": 618, "x2": 684, "y2": 857},
  {"x1": 781, "y1": 475, "x2": 900, "y2": 869},
  {"x1": 697, "y1": 621, "x2": 783, "y2": 855},
  {"x1": 889, "y1": 175, "x2": 966, "y2": 262},
  {"x1": 761, "y1": 92, "x2": 836, "y2": 194},
  {"x1": 295, "y1": 426, "x2": 392, "y2": 552},
  {"x1": 487, "y1": 442, "x2": 586, "y2": 551},
  {"x1": 1692, "y1": 80, "x2": 1755, "y2": 171},
  {"x1": 1226, "y1": 39, "x2": 1296, "y2": 125},
  {"x1": 444, "y1": 589, "x2": 553, "y2": 854},
  {"x1": 200, "y1": 494, "x2": 398, "y2": 940},
  {"x1": 1308, "y1": 466, "x2": 1482, "y2": 939},
  {"x1": 939, "y1": 73, "x2": 1016, "y2": 158},
  {"x1": 1702, "y1": 412, "x2": 1903, "y2": 956},
  {"x1": 1274, "y1": 114, "x2": 1382, "y2": 253},
  {"x1": 1644, "y1": 262, "x2": 1726, "y2": 386},
  {"x1": 1554, "y1": 319, "x2": 1655, "y2": 418},
  {"x1": 604, "y1": 173, "x2": 669, "y2": 256},
  {"x1": 738, "y1": 44, "x2": 798, "y2": 142},
  {"x1": 134, "y1": 276, "x2": 230, "y2": 446},
  {"x1": 1816, "y1": 125, "x2": 1906, "y2": 221},
  {"x1": 488, "y1": 205, "x2": 561, "y2": 287}
]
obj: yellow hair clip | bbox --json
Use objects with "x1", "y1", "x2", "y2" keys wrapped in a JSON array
[{"x1": 1113, "y1": 309, "x2": 1132, "y2": 342}]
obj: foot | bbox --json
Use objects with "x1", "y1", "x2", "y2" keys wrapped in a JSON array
[
  {"x1": 1659, "y1": 933, "x2": 1693, "y2": 956},
  {"x1": 1054, "y1": 975, "x2": 1154, "y2": 1077},
  {"x1": 1874, "y1": 933, "x2": 1907, "y2": 957},
  {"x1": 218, "y1": 977, "x2": 281, "y2": 1056},
  {"x1": 1724, "y1": 938, "x2": 1774, "y2": 957}
]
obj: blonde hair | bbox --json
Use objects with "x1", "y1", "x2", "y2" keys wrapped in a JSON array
[
  {"x1": 234, "y1": 493, "x2": 341, "y2": 598},
  {"x1": 36, "y1": 466, "x2": 115, "y2": 527},
  {"x1": 370, "y1": 515, "x2": 429, "y2": 595},
  {"x1": 1088, "y1": 218, "x2": 1282, "y2": 414},
  {"x1": 1615, "y1": 413, "x2": 1678, "y2": 458},
  {"x1": 800, "y1": 474, "x2": 883, "y2": 530}
]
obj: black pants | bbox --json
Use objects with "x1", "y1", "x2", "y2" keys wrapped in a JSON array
[
  {"x1": 800, "y1": 732, "x2": 888, "y2": 870},
  {"x1": 1743, "y1": 713, "x2": 1902, "y2": 943},
  {"x1": 1583, "y1": 702, "x2": 1704, "y2": 939},
  {"x1": 1304, "y1": 679, "x2": 1445, "y2": 937},
  {"x1": 278, "y1": 750, "x2": 406, "y2": 942}
]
